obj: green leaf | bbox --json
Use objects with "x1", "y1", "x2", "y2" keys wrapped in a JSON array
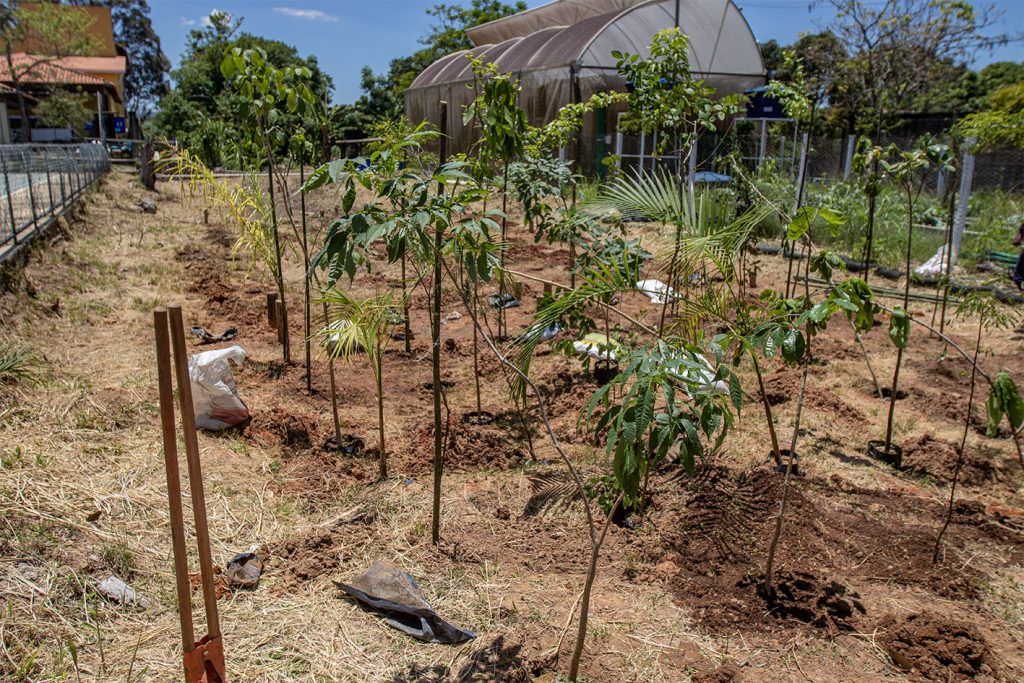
[
  {"x1": 342, "y1": 182, "x2": 356, "y2": 214},
  {"x1": 787, "y1": 207, "x2": 813, "y2": 241},
  {"x1": 888, "y1": 307, "x2": 910, "y2": 349},
  {"x1": 219, "y1": 56, "x2": 236, "y2": 80},
  {"x1": 818, "y1": 207, "x2": 845, "y2": 225},
  {"x1": 782, "y1": 328, "x2": 805, "y2": 364},
  {"x1": 728, "y1": 372, "x2": 742, "y2": 415}
]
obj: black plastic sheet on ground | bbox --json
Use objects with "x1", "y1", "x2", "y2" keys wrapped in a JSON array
[{"x1": 335, "y1": 561, "x2": 476, "y2": 644}]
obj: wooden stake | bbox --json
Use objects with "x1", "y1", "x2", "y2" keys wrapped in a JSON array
[
  {"x1": 153, "y1": 308, "x2": 195, "y2": 654},
  {"x1": 167, "y1": 306, "x2": 221, "y2": 640},
  {"x1": 267, "y1": 292, "x2": 278, "y2": 328}
]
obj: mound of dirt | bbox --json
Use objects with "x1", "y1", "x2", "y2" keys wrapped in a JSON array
[
  {"x1": 901, "y1": 434, "x2": 1001, "y2": 487},
  {"x1": 761, "y1": 371, "x2": 866, "y2": 423},
  {"x1": 881, "y1": 613, "x2": 995, "y2": 681},
  {"x1": 401, "y1": 413, "x2": 530, "y2": 473},
  {"x1": 244, "y1": 406, "x2": 320, "y2": 449},
  {"x1": 644, "y1": 466, "x2": 1004, "y2": 633},
  {"x1": 745, "y1": 571, "x2": 865, "y2": 632}
]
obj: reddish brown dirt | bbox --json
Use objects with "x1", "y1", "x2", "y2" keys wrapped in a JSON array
[
  {"x1": 157, "y1": 182, "x2": 1024, "y2": 679},
  {"x1": 638, "y1": 465, "x2": 1024, "y2": 632},
  {"x1": 901, "y1": 433, "x2": 1017, "y2": 488},
  {"x1": 762, "y1": 369, "x2": 867, "y2": 424},
  {"x1": 399, "y1": 412, "x2": 532, "y2": 473},
  {"x1": 267, "y1": 515, "x2": 377, "y2": 588},
  {"x1": 880, "y1": 612, "x2": 997, "y2": 681}
]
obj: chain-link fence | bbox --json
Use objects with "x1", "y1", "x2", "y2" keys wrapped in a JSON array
[
  {"x1": 0, "y1": 143, "x2": 110, "y2": 263},
  {"x1": 613, "y1": 127, "x2": 1023, "y2": 193}
]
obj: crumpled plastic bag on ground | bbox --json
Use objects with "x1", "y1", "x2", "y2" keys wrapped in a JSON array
[
  {"x1": 335, "y1": 561, "x2": 476, "y2": 644},
  {"x1": 572, "y1": 332, "x2": 618, "y2": 361},
  {"x1": 189, "y1": 345, "x2": 250, "y2": 431},
  {"x1": 97, "y1": 575, "x2": 150, "y2": 608},
  {"x1": 637, "y1": 279, "x2": 677, "y2": 305}
]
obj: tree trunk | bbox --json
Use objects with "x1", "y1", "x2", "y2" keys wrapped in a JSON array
[
  {"x1": 401, "y1": 252, "x2": 411, "y2": 353},
  {"x1": 753, "y1": 352, "x2": 783, "y2": 466},
  {"x1": 498, "y1": 164, "x2": 510, "y2": 339},
  {"x1": 300, "y1": 154, "x2": 311, "y2": 393},
  {"x1": 5, "y1": 46, "x2": 32, "y2": 143},
  {"x1": 884, "y1": 347, "x2": 905, "y2": 451},
  {"x1": 933, "y1": 321, "x2": 981, "y2": 562},
  {"x1": 375, "y1": 356, "x2": 387, "y2": 480},
  {"x1": 567, "y1": 494, "x2": 622, "y2": 682},
  {"x1": 265, "y1": 151, "x2": 288, "y2": 363},
  {"x1": 431, "y1": 103, "x2": 447, "y2": 545}
]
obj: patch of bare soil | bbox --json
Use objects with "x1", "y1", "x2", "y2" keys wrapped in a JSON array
[
  {"x1": 267, "y1": 513, "x2": 376, "y2": 587},
  {"x1": 642, "y1": 465, "x2": 1023, "y2": 633},
  {"x1": 243, "y1": 406, "x2": 319, "y2": 449},
  {"x1": 901, "y1": 433, "x2": 1013, "y2": 487},
  {"x1": 880, "y1": 612, "x2": 997, "y2": 681},
  {"x1": 691, "y1": 665, "x2": 741, "y2": 683},
  {"x1": 400, "y1": 412, "x2": 531, "y2": 473},
  {"x1": 174, "y1": 225, "x2": 267, "y2": 329},
  {"x1": 743, "y1": 571, "x2": 866, "y2": 632},
  {"x1": 762, "y1": 370, "x2": 867, "y2": 423}
]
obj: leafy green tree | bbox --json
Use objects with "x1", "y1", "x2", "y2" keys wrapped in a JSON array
[
  {"x1": 933, "y1": 293, "x2": 1015, "y2": 561},
  {"x1": 33, "y1": 87, "x2": 92, "y2": 133},
  {"x1": 321, "y1": 289, "x2": 405, "y2": 480},
  {"x1": 817, "y1": 0, "x2": 1009, "y2": 136},
  {"x1": 152, "y1": 12, "x2": 331, "y2": 167},
  {"x1": 1, "y1": 1, "x2": 98, "y2": 141},
  {"x1": 68, "y1": 0, "x2": 170, "y2": 119}
]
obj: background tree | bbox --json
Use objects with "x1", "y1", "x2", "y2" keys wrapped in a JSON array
[
  {"x1": 152, "y1": 12, "x2": 332, "y2": 167},
  {"x1": 32, "y1": 86, "x2": 92, "y2": 134},
  {"x1": 816, "y1": 0, "x2": 1009, "y2": 137},
  {"x1": 350, "y1": 0, "x2": 525, "y2": 126},
  {"x1": 0, "y1": 1, "x2": 98, "y2": 141},
  {"x1": 68, "y1": 0, "x2": 170, "y2": 122}
]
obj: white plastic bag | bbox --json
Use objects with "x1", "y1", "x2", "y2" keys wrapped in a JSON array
[
  {"x1": 637, "y1": 279, "x2": 677, "y2": 305},
  {"x1": 189, "y1": 345, "x2": 249, "y2": 431}
]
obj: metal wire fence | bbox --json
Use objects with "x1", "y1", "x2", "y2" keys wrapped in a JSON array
[
  {"x1": 0, "y1": 143, "x2": 110, "y2": 263},
  {"x1": 614, "y1": 128, "x2": 1024, "y2": 193}
]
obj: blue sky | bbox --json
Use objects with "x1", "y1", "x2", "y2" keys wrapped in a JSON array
[{"x1": 149, "y1": 0, "x2": 1024, "y2": 105}]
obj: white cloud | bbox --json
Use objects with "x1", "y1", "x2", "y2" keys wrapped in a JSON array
[
  {"x1": 272, "y1": 7, "x2": 339, "y2": 22},
  {"x1": 201, "y1": 9, "x2": 230, "y2": 28},
  {"x1": 180, "y1": 17, "x2": 196, "y2": 26}
]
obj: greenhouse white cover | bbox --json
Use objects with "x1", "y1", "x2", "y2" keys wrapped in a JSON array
[{"x1": 405, "y1": 0, "x2": 765, "y2": 171}]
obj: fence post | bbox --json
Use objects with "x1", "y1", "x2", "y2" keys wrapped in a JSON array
[
  {"x1": 43, "y1": 146, "x2": 55, "y2": 215},
  {"x1": 758, "y1": 120, "x2": 767, "y2": 170},
  {"x1": 949, "y1": 137, "x2": 976, "y2": 268},
  {"x1": 0, "y1": 149, "x2": 18, "y2": 246},
  {"x1": 843, "y1": 135, "x2": 856, "y2": 180},
  {"x1": 57, "y1": 146, "x2": 68, "y2": 208},
  {"x1": 23, "y1": 148, "x2": 40, "y2": 239}
]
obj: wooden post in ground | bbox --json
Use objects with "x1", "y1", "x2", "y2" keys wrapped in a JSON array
[{"x1": 267, "y1": 292, "x2": 278, "y2": 328}]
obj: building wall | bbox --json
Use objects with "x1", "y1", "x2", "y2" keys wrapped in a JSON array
[{"x1": 15, "y1": 4, "x2": 118, "y2": 57}]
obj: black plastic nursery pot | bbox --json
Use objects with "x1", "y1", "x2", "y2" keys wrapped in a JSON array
[
  {"x1": 593, "y1": 359, "x2": 620, "y2": 386},
  {"x1": 770, "y1": 449, "x2": 800, "y2": 476},
  {"x1": 464, "y1": 410, "x2": 495, "y2": 426},
  {"x1": 324, "y1": 434, "x2": 365, "y2": 457},
  {"x1": 867, "y1": 440, "x2": 902, "y2": 468}
]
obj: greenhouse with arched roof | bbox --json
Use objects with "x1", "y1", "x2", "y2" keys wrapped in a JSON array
[{"x1": 404, "y1": 0, "x2": 766, "y2": 173}]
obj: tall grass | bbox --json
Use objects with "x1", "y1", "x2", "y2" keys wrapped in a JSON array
[{"x1": 0, "y1": 342, "x2": 41, "y2": 384}]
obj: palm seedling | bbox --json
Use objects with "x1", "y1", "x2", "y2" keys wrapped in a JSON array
[{"x1": 319, "y1": 288, "x2": 405, "y2": 480}]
